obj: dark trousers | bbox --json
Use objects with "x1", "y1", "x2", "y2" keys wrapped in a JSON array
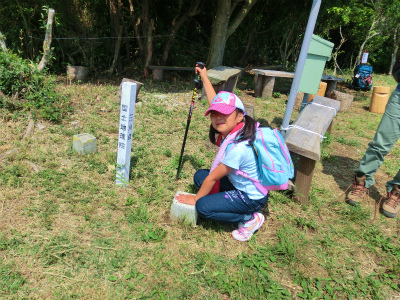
[{"x1": 193, "y1": 169, "x2": 268, "y2": 224}]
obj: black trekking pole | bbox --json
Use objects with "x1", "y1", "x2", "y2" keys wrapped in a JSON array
[{"x1": 176, "y1": 62, "x2": 205, "y2": 179}]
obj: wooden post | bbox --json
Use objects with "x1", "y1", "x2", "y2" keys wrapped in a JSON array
[
  {"x1": 116, "y1": 82, "x2": 138, "y2": 186},
  {"x1": 37, "y1": 9, "x2": 55, "y2": 71},
  {"x1": 369, "y1": 86, "x2": 390, "y2": 113},
  {"x1": 293, "y1": 155, "x2": 316, "y2": 204}
]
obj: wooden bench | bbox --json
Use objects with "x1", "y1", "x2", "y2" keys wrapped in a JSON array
[
  {"x1": 148, "y1": 66, "x2": 195, "y2": 81},
  {"x1": 234, "y1": 65, "x2": 282, "y2": 76},
  {"x1": 202, "y1": 66, "x2": 242, "y2": 98},
  {"x1": 251, "y1": 69, "x2": 345, "y2": 98},
  {"x1": 284, "y1": 96, "x2": 341, "y2": 204},
  {"x1": 252, "y1": 70, "x2": 294, "y2": 98}
]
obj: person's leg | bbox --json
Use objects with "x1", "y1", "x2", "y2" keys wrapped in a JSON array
[
  {"x1": 357, "y1": 90, "x2": 400, "y2": 188},
  {"x1": 195, "y1": 189, "x2": 267, "y2": 224},
  {"x1": 193, "y1": 169, "x2": 235, "y2": 191},
  {"x1": 193, "y1": 169, "x2": 209, "y2": 189},
  {"x1": 347, "y1": 90, "x2": 400, "y2": 205},
  {"x1": 386, "y1": 170, "x2": 400, "y2": 192}
]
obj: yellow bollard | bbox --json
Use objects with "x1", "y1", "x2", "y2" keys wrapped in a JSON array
[
  {"x1": 369, "y1": 86, "x2": 390, "y2": 113},
  {"x1": 309, "y1": 81, "x2": 327, "y2": 102}
]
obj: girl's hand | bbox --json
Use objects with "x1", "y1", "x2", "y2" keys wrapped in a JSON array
[
  {"x1": 195, "y1": 64, "x2": 207, "y2": 80},
  {"x1": 176, "y1": 193, "x2": 197, "y2": 206}
]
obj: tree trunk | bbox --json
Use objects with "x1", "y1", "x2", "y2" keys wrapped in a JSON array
[
  {"x1": 37, "y1": 9, "x2": 55, "y2": 72},
  {"x1": 108, "y1": 0, "x2": 123, "y2": 75},
  {"x1": 15, "y1": 0, "x2": 33, "y2": 58},
  {"x1": 389, "y1": 25, "x2": 399, "y2": 74},
  {"x1": 0, "y1": 31, "x2": 6, "y2": 51},
  {"x1": 279, "y1": 24, "x2": 296, "y2": 71},
  {"x1": 239, "y1": 27, "x2": 255, "y2": 66},
  {"x1": 127, "y1": 0, "x2": 143, "y2": 59},
  {"x1": 144, "y1": 19, "x2": 154, "y2": 78},
  {"x1": 161, "y1": 0, "x2": 201, "y2": 65},
  {"x1": 331, "y1": 26, "x2": 346, "y2": 76},
  {"x1": 108, "y1": 27, "x2": 123, "y2": 75},
  {"x1": 353, "y1": 20, "x2": 379, "y2": 69},
  {"x1": 207, "y1": 0, "x2": 257, "y2": 68}
]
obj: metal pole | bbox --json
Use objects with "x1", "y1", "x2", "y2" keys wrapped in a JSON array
[{"x1": 280, "y1": 0, "x2": 321, "y2": 135}]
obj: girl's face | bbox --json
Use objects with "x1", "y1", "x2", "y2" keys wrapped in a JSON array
[{"x1": 210, "y1": 110, "x2": 244, "y2": 137}]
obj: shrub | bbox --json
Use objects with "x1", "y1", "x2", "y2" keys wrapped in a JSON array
[{"x1": 0, "y1": 50, "x2": 71, "y2": 122}]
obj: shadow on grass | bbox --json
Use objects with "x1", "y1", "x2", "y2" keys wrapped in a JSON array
[
  {"x1": 178, "y1": 154, "x2": 206, "y2": 171},
  {"x1": 255, "y1": 117, "x2": 271, "y2": 127},
  {"x1": 197, "y1": 218, "x2": 237, "y2": 233},
  {"x1": 321, "y1": 155, "x2": 383, "y2": 202}
]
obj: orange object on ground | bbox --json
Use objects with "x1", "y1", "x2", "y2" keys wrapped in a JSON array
[{"x1": 308, "y1": 81, "x2": 327, "y2": 102}]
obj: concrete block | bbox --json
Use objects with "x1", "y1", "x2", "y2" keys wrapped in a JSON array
[
  {"x1": 73, "y1": 133, "x2": 97, "y2": 155},
  {"x1": 243, "y1": 102, "x2": 254, "y2": 119},
  {"x1": 170, "y1": 191, "x2": 198, "y2": 226}
]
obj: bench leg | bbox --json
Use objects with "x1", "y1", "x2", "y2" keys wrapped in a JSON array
[
  {"x1": 152, "y1": 69, "x2": 163, "y2": 81},
  {"x1": 223, "y1": 75, "x2": 239, "y2": 93},
  {"x1": 262, "y1": 76, "x2": 275, "y2": 98},
  {"x1": 293, "y1": 155, "x2": 316, "y2": 204},
  {"x1": 254, "y1": 75, "x2": 264, "y2": 97},
  {"x1": 327, "y1": 121, "x2": 333, "y2": 135},
  {"x1": 324, "y1": 81, "x2": 337, "y2": 97}
]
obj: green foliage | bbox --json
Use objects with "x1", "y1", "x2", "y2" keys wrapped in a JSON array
[
  {"x1": 0, "y1": 260, "x2": 26, "y2": 295},
  {"x1": 0, "y1": 51, "x2": 71, "y2": 121},
  {"x1": 336, "y1": 136, "x2": 361, "y2": 147},
  {"x1": 273, "y1": 92, "x2": 281, "y2": 98}
]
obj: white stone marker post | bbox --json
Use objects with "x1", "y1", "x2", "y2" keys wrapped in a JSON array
[{"x1": 116, "y1": 82, "x2": 137, "y2": 186}]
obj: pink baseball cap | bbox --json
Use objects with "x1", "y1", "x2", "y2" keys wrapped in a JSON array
[{"x1": 205, "y1": 91, "x2": 246, "y2": 116}]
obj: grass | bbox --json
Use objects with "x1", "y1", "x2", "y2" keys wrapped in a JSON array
[{"x1": 1, "y1": 71, "x2": 400, "y2": 299}]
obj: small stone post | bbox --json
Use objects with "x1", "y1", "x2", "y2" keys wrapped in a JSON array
[{"x1": 116, "y1": 82, "x2": 137, "y2": 186}]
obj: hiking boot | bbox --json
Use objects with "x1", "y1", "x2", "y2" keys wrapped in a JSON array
[
  {"x1": 345, "y1": 175, "x2": 369, "y2": 206},
  {"x1": 382, "y1": 185, "x2": 400, "y2": 218},
  {"x1": 232, "y1": 212, "x2": 265, "y2": 242}
]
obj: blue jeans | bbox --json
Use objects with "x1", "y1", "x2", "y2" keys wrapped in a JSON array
[{"x1": 193, "y1": 169, "x2": 268, "y2": 224}]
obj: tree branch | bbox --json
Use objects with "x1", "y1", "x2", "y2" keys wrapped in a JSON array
[{"x1": 227, "y1": 0, "x2": 257, "y2": 37}]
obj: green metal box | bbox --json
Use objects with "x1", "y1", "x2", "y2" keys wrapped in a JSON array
[{"x1": 298, "y1": 35, "x2": 334, "y2": 95}]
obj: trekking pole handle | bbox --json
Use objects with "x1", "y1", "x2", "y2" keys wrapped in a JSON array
[{"x1": 194, "y1": 62, "x2": 205, "y2": 89}]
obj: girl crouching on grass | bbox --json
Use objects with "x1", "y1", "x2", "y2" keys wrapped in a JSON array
[{"x1": 176, "y1": 65, "x2": 268, "y2": 242}]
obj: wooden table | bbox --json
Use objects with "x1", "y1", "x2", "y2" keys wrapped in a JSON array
[{"x1": 251, "y1": 69, "x2": 345, "y2": 98}]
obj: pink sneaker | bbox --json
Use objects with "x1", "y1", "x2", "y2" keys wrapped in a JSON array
[{"x1": 232, "y1": 213, "x2": 265, "y2": 242}]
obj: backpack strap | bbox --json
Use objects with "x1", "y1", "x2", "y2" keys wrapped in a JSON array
[
  {"x1": 234, "y1": 169, "x2": 289, "y2": 195},
  {"x1": 234, "y1": 170, "x2": 269, "y2": 196}
]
